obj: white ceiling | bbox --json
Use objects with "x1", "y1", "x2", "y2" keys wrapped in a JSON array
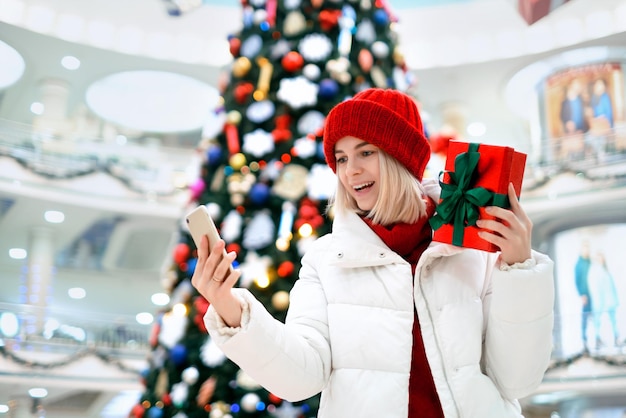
[{"x1": 1, "y1": 0, "x2": 626, "y2": 416}]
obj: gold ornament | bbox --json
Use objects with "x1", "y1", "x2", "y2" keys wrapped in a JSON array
[
  {"x1": 226, "y1": 110, "x2": 242, "y2": 125},
  {"x1": 232, "y1": 57, "x2": 252, "y2": 78},
  {"x1": 272, "y1": 290, "x2": 290, "y2": 311},
  {"x1": 229, "y1": 153, "x2": 247, "y2": 170}
]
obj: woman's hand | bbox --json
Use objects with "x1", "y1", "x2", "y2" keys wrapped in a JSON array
[
  {"x1": 191, "y1": 235, "x2": 243, "y2": 327},
  {"x1": 476, "y1": 183, "x2": 532, "y2": 265}
]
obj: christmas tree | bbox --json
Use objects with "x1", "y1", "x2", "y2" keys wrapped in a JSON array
[{"x1": 132, "y1": 0, "x2": 414, "y2": 417}]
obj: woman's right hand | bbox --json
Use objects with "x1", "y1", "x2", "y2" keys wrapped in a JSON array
[{"x1": 191, "y1": 235, "x2": 243, "y2": 328}]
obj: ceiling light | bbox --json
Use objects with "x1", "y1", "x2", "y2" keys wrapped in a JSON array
[
  {"x1": 0, "y1": 312, "x2": 19, "y2": 337},
  {"x1": 136, "y1": 312, "x2": 153, "y2": 325},
  {"x1": 28, "y1": 388, "x2": 48, "y2": 398},
  {"x1": 0, "y1": 40, "x2": 25, "y2": 90},
  {"x1": 61, "y1": 55, "x2": 81, "y2": 70},
  {"x1": 0, "y1": 404, "x2": 9, "y2": 413},
  {"x1": 30, "y1": 102, "x2": 44, "y2": 115},
  {"x1": 151, "y1": 293, "x2": 170, "y2": 306},
  {"x1": 85, "y1": 70, "x2": 219, "y2": 133},
  {"x1": 8, "y1": 248, "x2": 27, "y2": 259},
  {"x1": 44, "y1": 210, "x2": 64, "y2": 223},
  {"x1": 68, "y1": 287, "x2": 86, "y2": 299}
]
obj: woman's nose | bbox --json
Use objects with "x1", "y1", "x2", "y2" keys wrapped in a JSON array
[{"x1": 346, "y1": 159, "x2": 361, "y2": 175}]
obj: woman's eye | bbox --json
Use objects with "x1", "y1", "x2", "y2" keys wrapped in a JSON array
[
  {"x1": 336, "y1": 156, "x2": 347, "y2": 164},
  {"x1": 362, "y1": 150, "x2": 374, "y2": 157}
]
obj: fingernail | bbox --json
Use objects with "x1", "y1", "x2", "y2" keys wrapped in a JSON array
[{"x1": 485, "y1": 206, "x2": 494, "y2": 213}]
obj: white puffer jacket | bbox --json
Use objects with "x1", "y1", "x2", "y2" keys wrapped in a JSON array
[{"x1": 204, "y1": 210, "x2": 555, "y2": 418}]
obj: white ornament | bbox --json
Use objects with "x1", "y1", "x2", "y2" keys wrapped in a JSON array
[
  {"x1": 298, "y1": 33, "x2": 333, "y2": 62},
  {"x1": 240, "y1": 34, "x2": 263, "y2": 58},
  {"x1": 283, "y1": 11, "x2": 307, "y2": 36},
  {"x1": 371, "y1": 41, "x2": 390, "y2": 59},
  {"x1": 284, "y1": 0, "x2": 301, "y2": 9},
  {"x1": 252, "y1": 9, "x2": 267, "y2": 24},
  {"x1": 246, "y1": 100, "x2": 275, "y2": 123},
  {"x1": 171, "y1": 382, "x2": 189, "y2": 407},
  {"x1": 221, "y1": 210, "x2": 243, "y2": 243},
  {"x1": 241, "y1": 393, "x2": 261, "y2": 413},
  {"x1": 356, "y1": 19, "x2": 376, "y2": 44},
  {"x1": 293, "y1": 137, "x2": 317, "y2": 159},
  {"x1": 302, "y1": 63, "x2": 321, "y2": 80},
  {"x1": 243, "y1": 128, "x2": 275, "y2": 158},
  {"x1": 182, "y1": 367, "x2": 199, "y2": 385},
  {"x1": 242, "y1": 211, "x2": 275, "y2": 250},
  {"x1": 200, "y1": 337, "x2": 227, "y2": 367},
  {"x1": 277, "y1": 77, "x2": 319, "y2": 109},
  {"x1": 238, "y1": 251, "x2": 273, "y2": 288},
  {"x1": 307, "y1": 163, "x2": 337, "y2": 200},
  {"x1": 297, "y1": 110, "x2": 325, "y2": 135},
  {"x1": 158, "y1": 309, "x2": 189, "y2": 349}
]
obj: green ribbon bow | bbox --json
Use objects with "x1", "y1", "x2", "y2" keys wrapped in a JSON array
[{"x1": 429, "y1": 143, "x2": 510, "y2": 246}]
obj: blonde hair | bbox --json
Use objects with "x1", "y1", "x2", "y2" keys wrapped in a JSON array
[{"x1": 329, "y1": 151, "x2": 428, "y2": 226}]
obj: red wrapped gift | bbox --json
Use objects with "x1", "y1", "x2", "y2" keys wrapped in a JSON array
[{"x1": 430, "y1": 140, "x2": 527, "y2": 252}]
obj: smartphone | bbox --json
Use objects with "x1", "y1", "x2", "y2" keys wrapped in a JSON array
[{"x1": 185, "y1": 205, "x2": 233, "y2": 272}]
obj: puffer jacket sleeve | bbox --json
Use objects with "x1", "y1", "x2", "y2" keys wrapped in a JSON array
[
  {"x1": 482, "y1": 250, "x2": 555, "y2": 400},
  {"x1": 203, "y1": 240, "x2": 332, "y2": 402}
]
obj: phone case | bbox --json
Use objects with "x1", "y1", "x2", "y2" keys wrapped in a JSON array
[{"x1": 185, "y1": 206, "x2": 233, "y2": 272}]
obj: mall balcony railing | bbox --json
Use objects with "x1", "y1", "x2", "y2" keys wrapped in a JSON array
[
  {"x1": 0, "y1": 118, "x2": 196, "y2": 198},
  {"x1": 0, "y1": 302, "x2": 151, "y2": 377}
]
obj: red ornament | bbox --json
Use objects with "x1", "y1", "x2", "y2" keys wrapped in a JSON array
[
  {"x1": 281, "y1": 51, "x2": 304, "y2": 72},
  {"x1": 277, "y1": 261, "x2": 294, "y2": 278},
  {"x1": 268, "y1": 392, "x2": 283, "y2": 405},
  {"x1": 272, "y1": 114, "x2": 293, "y2": 142},
  {"x1": 173, "y1": 243, "x2": 190, "y2": 265},
  {"x1": 229, "y1": 37, "x2": 241, "y2": 57},
  {"x1": 233, "y1": 82, "x2": 254, "y2": 104},
  {"x1": 161, "y1": 392, "x2": 172, "y2": 406},
  {"x1": 225, "y1": 242, "x2": 241, "y2": 255},
  {"x1": 131, "y1": 404, "x2": 145, "y2": 418},
  {"x1": 318, "y1": 9, "x2": 342, "y2": 31}
]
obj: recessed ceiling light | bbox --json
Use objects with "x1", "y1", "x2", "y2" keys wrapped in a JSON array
[
  {"x1": 68, "y1": 287, "x2": 86, "y2": 299},
  {"x1": 0, "y1": 40, "x2": 25, "y2": 90},
  {"x1": 30, "y1": 102, "x2": 44, "y2": 115},
  {"x1": 136, "y1": 312, "x2": 153, "y2": 325},
  {"x1": 0, "y1": 404, "x2": 9, "y2": 413},
  {"x1": 61, "y1": 55, "x2": 80, "y2": 70},
  {"x1": 0, "y1": 312, "x2": 19, "y2": 338},
  {"x1": 151, "y1": 293, "x2": 170, "y2": 306},
  {"x1": 9, "y1": 248, "x2": 27, "y2": 259},
  {"x1": 28, "y1": 388, "x2": 48, "y2": 398},
  {"x1": 44, "y1": 210, "x2": 64, "y2": 223}
]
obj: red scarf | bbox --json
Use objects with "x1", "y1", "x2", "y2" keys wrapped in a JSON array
[{"x1": 363, "y1": 199, "x2": 445, "y2": 418}]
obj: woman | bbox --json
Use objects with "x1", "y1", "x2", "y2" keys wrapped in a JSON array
[{"x1": 192, "y1": 88, "x2": 555, "y2": 417}]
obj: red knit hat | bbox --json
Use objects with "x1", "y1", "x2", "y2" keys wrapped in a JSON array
[{"x1": 323, "y1": 88, "x2": 431, "y2": 181}]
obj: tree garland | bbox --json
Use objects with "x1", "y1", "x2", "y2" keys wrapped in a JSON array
[{"x1": 0, "y1": 342, "x2": 142, "y2": 375}]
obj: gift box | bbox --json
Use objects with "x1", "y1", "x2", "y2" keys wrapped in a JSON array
[{"x1": 430, "y1": 140, "x2": 527, "y2": 252}]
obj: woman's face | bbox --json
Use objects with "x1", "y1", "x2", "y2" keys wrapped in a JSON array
[{"x1": 334, "y1": 136, "x2": 381, "y2": 212}]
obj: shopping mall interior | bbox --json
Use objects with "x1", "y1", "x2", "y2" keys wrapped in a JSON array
[{"x1": 1, "y1": 0, "x2": 626, "y2": 417}]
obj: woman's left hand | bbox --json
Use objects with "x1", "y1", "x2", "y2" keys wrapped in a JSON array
[{"x1": 476, "y1": 183, "x2": 532, "y2": 265}]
